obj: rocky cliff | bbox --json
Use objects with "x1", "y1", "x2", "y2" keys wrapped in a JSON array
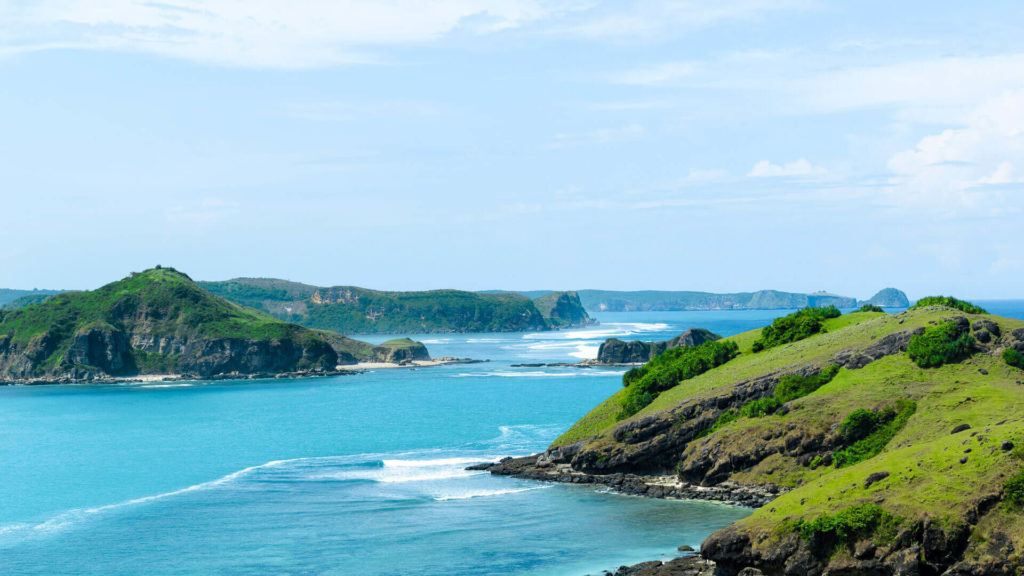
[
  {"x1": 491, "y1": 304, "x2": 1024, "y2": 575},
  {"x1": 0, "y1": 267, "x2": 429, "y2": 383},
  {"x1": 200, "y1": 279, "x2": 593, "y2": 334},
  {"x1": 595, "y1": 329, "x2": 721, "y2": 364}
]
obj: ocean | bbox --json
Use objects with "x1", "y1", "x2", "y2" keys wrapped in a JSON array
[{"x1": 1, "y1": 303, "x2": 1020, "y2": 575}]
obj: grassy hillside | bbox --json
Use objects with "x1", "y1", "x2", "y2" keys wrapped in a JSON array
[
  {"x1": 542, "y1": 303, "x2": 1024, "y2": 573},
  {"x1": 201, "y1": 279, "x2": 593, "y2": 334},
  {"x1": 0, "y1": 268, "x2": 427, "y2": 382}
]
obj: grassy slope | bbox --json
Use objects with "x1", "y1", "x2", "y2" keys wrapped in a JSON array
[{"x1": 552, "y1": 305, "x2": 1024, "y2": 564}]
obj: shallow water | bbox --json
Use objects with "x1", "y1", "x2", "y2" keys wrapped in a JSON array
[{"x1": 1, "y1": 304, "x2": 1019, "y2": 575}]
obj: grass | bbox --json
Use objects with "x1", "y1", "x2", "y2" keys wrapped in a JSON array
[{"x1": 552, "y1": 304, "x2": 1024, "y2": 562}]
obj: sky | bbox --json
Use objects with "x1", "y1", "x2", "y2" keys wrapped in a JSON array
[{"x1": 1, "y1": 1, "x2": 1023, "y2": 299}]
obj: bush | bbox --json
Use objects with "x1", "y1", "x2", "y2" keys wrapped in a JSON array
[
  {"x1": 752, "y1": 306, "x2": 841, "y2": 352},
  {"x1": 833, "y1": 400, "x2": 916, "y2": 468},
  {"x1": 1005, "y1": 349, "x2": 1024, "y2": 370},
  {"x1": 796, "y1": 503, "x2": 901, "y2": 548},
  {"x1": 775, "y1": 365, "x2": 841, "y2": 403},
  {"x1": 740, "y1": 397, "x2": 781, "y2": 418},
  {"x1": 911, "y1": 296, "x2": 987, "y2": 314},
  {"x1": 618, "y1": 340, "x2": 739, "y2": 419},
  {"x1": 859, "y1": 304, "x2": 885, "y2": 313},
  {"x1": 1005, "y1": 472, "x2": 1024, "y2": 505},
  {"x1": 907, "y1": 321, "x2": 975, "y2": 368}
]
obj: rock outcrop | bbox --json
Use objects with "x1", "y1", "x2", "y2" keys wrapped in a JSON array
[
  {"x1": 859, "y1": 287, "x2": 911, "y2": 308},
  {"x1": 595, "y1": 329, "x2": 720, "y2": 364}
]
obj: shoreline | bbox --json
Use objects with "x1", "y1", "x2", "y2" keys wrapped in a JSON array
[{"x1": 0, "y1": 357, "x2": 485, "y2": 386}]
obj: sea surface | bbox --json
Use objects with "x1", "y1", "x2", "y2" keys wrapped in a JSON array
[{"x1": 1, "y1": 303, "x2": 1021, "y2": 575}]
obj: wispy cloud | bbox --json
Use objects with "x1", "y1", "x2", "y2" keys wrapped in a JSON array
[
  {"x1": 543, "y1": 124, "x2": 645, "y2": 149},
  {"x1": 748, "y1": 159, "x2": 827, "y2": 178},
  {"x1": 285, "y1": 100, "x2": 444, "y2": 122}
]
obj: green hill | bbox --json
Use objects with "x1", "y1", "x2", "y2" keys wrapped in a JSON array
[
  {"x1": 0, "y1": 268, "x2": 427, "y2": 383},
  {"x1": 493, "y1": 302, "x2": 1024, "y2": 574},
  {"x1": 0, "y1": 288, "x2": 64, "y2": 309},
  {"x1": 200, "y1": 279, "x2": 593, "y2": 334}
]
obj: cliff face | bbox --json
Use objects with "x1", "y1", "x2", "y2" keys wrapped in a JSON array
[
  {"x1": 503, "y1": 306, "x2": 1024, "y2": 575},
  {"x1": 201, "y1": 279, "x2": 594, "y2": 334},
  {"x1": 533, "y1": 291, "x2": 594, "y2": 328},
  {"x1": 0, "y1": 268, "x2": 428, "y2": 383},
  {"x1": 595, "y1": 329, "x2": 720, "y2": 364}
]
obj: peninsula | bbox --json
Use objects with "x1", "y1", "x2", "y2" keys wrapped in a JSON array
[{"x1": 488, "y1": 298, "x2": 1024, "y2": 575}]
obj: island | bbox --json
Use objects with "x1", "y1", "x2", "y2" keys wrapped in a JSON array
[
  {"x1": 199, "y1": 278, "x2": 595, "y2": 334},
  {"x1": 485, "y1": 298, "x2": 1024, "y2": 575},
  {"x1": 0, "y1": 267, "x2": 432, "y2": 384},
  {"x1": 510, "y1": 288, "x2": 909, "y2": 312}
]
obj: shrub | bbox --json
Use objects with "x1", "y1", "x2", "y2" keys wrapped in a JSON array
[
  {"x1": 907, "y1": 321, "x2": 975, "y2": 368},
  {"x1": 859, "y1": 304, "x2": 885, "y2": 313},
  {"x1": 740, "y1": 397, "x2": 781, "y2": 418},
  {"x1": 911, "y1": 296, "x2": 987, "y2": 314},
  {"x1": 775, "y1": 365, "x2": 841, "y2": 403},
  {"x1": 1005, "y1": 349, "x2": 1024, "y2": 370},
  {"x1": 752, "y1": 306, "x2": 841, "y2": 352},
  {"x1": 1005, "y1": 472, "x2": 1024, "y2": 505},
  {"x1": 833, "y1": 400, "x2": 916, "y2": 468},
  {"x1": 796, "y1": 503, "x2": 901, "y2": 548},
  {"x1": 617, "y1": 340, "x2": 739, "y2": 419}
]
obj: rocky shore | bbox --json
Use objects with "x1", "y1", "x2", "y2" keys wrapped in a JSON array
[{"x1": 477, "y1": 454, "x2": 778, "y2": 507}]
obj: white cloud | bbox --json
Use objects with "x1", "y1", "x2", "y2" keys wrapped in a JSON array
[
  {"x1": 0, "y1": 0, "x2": 576, "y2": 67},
  {"x1": 0, "y1": 0, "x2": 813, "y2": 68},
  {"x1": 884, "y1": 89, "x2": 1024, "y2": 214},
  {"x1": 748, "y1": 158, "x2": 826, "y2": 178}
]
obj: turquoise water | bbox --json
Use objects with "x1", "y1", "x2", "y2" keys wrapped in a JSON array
[{"x1": 1, "y1": 304, "x2": 1020, "y2": 575}]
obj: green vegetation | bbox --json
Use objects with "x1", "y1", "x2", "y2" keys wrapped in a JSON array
[
  {"x1": 775, "y1": 365, "x2": 841, "y2": 403},
  {"x1": 907, "y1": 321, "x2": 975, "y2": 368},
  {"x1": 1005, "y1": 348, "x2": 1024, "y2": 370},
  {"x1": 859, "y1": 304, "x2": 885, "y2": 313},
  {"x1": 201, "y1": 279, "x2": 591, "y2": 334},
  {"x1": 751, "y1": 306, "x2": 841, "y2": 352},
  {"x1": 794, "y1": 503, "x2": 901, "y2": 547},
  {"x1": 832, "y1": 400, "x2": 917, "y2": 468},
  {"x1": 617, "y1": 340, "x2": 739, "y2": 419},
  {"x1": 1004, "y1": 471, "x2": 1024, "y2": 506},
  {"x1": 0, "y1": 268, "x2": 423, "y2": 381},
  {"x1": 912, "y1": 296, "x2": 988, "y2": 314}
]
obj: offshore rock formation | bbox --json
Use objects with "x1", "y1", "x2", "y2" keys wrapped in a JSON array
[
  {"x1": 595, "y1": 329, "x2": 721, "y2": 364},
  {"x1": 859, "y1": 287, "x2": 911, "y2": 308}
]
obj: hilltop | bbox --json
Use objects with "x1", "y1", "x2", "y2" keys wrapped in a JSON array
[
  {"x1": 489, "y1": 301, "x2": 1024, "y2": 575},
  {"x1": 0, "y1": 268, "x2": 428, "y2": 383},
  {"x1": 200, "y1": 278, "x2": 593, "y2": 334}
]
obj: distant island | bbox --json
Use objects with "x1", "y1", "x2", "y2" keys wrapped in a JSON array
[
  {"x1": 496, "y1": 287, "x2": 910, "y2": 312},
  {"x1": 198, "y1": 278, "x2": 595, "y2": 334},
  {"x1": 0, "y1": 267, "x2": 431, "y2": 384}
]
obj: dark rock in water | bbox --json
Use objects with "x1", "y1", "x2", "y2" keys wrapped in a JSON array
[
  {"x1": 611, "y1": 555, "x2": 716, "y2": 576},
  {"x1": 952, "y1": 424, "x2": 972, "y2": 434},
  {"x1": 677, "y1": 545, "x2": 695, "y2": 552},
  {"x1": 864, "y1": 471, "x2": 890, "y2": 487},
  {"x1": 465, "y1": 462, "x2": 496, "y2": 471},
  {"x1": 595, "y1": 329, "x2": 720, "y2": 364}
]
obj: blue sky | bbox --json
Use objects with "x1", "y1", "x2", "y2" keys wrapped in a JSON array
[{"x1": 1, "y1": 1, "x2": 1023, "y2": 299}]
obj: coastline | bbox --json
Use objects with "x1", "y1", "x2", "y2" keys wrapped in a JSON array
[{"x1": 0, "y1": 357, "x2": 485, "y2": 386}]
